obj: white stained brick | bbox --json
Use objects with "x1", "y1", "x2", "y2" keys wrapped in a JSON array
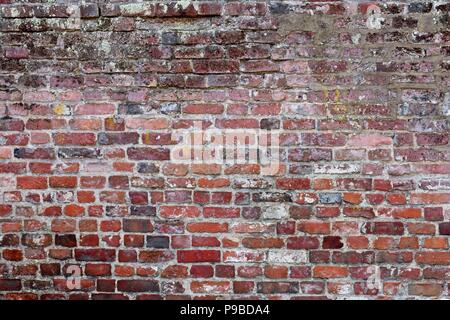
[{"x1": 267, "y1": 250, "x2": 307, "y2": 264}]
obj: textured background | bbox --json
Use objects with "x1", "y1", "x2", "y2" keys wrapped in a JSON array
[{"x1": 0, "y1": 0, "x2": 449, "y2": 300}]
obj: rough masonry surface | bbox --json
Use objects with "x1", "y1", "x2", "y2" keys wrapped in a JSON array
[{"x1": 0, "y1": 0, "x2": 449, "y2": 300}]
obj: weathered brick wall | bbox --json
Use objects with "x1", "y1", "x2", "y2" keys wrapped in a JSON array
[{"x1": 0, "y1": 0, "x2": 449, "y2": 300}]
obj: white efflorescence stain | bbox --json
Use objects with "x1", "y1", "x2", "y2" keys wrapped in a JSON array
[
  {"x1": 366, "y1": 4, "x2": 384, "y2": 30},
  {"x1": 444, "y1": 92, "x2": 450, "y2": 116},
  {"x1": 351, "y1": 33, "x2": 361, "y2": 44}
]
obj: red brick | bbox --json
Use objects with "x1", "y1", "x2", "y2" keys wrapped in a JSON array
[
  {"x1": 49, "y1": 176, "x2": 77, "y2": 188},
  {"x1": 74, "y1": 104, "x2": 115, "y2": 115},
  {"x1": 276, "y1": 178, "x2": 311, "y2": 190},
  {"x1": 5, "y1": 47, "x2": 29, "y2": 59},
  {"x1": 187, "y1": 222, "x2": 228, "y2": 233},
  {"x1": 313, "y1": 266, "x2": 348, "y2": 278},
  {"x1": 411, "y1": 193, "x2": 450, "y2": 204},
  {"x1": 0, "y1": 279, "x2": 22, "y2": 291},
  {"x1": 117, "y1": 280, "x2": 159, "y2": 292},
  {"x1": 75, "y1": 249, "x2": 116, "y2": 262},
  {"x1": 177, "y1": 250, "x2": 221, "y2": 263},
  {"x1": 409, "y1": 283, "x2": 443, "y2": 296},
  {"x1": 191, "y1": 281, "x2": 230, "y2": 294},
  {"x1": 416, "y1": 252, "x2": 450, "y2": 265},
  {"x1": 362, "y1": 222, "x2": 404, "y2": 235}
]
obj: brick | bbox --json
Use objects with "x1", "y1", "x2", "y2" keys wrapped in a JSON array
[
  {"x1": 347, "y1": 134, "x2": 392, "y2": 147},
  {"x1": 242, "y1": 237, "x2": 284, "y2": 249},
  {"x1": 409, "y1": 283, "x2": 443, "y2": 296},
  {"x1": 40, "y1": 263, "x2": 61, "y2": 276},
  {"x1": 0, "y1": 204, "x2": 12, "y2": 217},
  {"x1": 3, "y1": 249, "x2": 23, "y2": 261},
  {"x1": 411, "y1": 193, "x2": 450, "y2": 204},
  {"x1": 319, "y1": 193, "x2": 342, "y2": 204},
  {"x1": 298, "y1": 221, "x2": 330, "y2": 234},
  {"x1": 362, "y1": 222, "x2": 404, "y2": 235},
  {"x1": 323, "y1": 236, "x2": 344, "y2": 249},
  {"x1": 146, "y1": 236, "x2": 169, "y2": 249},
  {"x1": 14, "y1": 148, "x2": 55, "y2": 160},
  {"x1": 233, "y1": 281, "x2": 255, "y2": 294},
  {"x1": 117, "y1": 280, "x2": 159, "y2": 293},
  {"x1": 17, "y1": 176, "x2": 48, "y2": 189},
  {"x1": 0, "y1": 279, "x2": 22, "y2": 291},
  {"x1": 161, "y1": 265, "x2": 188, "y2": 278},
  {"x1": 439, "y1": 223, "x2": 450, "y2": 235},
  {"x1": 313, "y1": 266, "x2": 348, "y2": 278},
  {"x1": 80, "y1": 4, "x2": 99, "y2": 18},
  {"x1": 267, "y1": 251, "x2": 307, "y2": 264},
  {"x1": 74, "y1": 104, "x2": 115, "y2": 115},
  {"x1": 58, "y1": 148, "x2": 102, "y2": 159},
  {"x1": 203, "y1": 207, "x2": 240, "y2": 218},
  {"x1": 55, "y1": 234, "x2": 77, "y2": 247},
  {"x1": 125, "y1": 118, "x2": 169, "y2": 130},
  {"x1": 187, "y1": 222, "x2": 228, "y2": 233},
  {"x1": 191, "y1": 281, "x2": 230, "y2": 294},
  {"x1": 98, "y1": 133, "x2": 139, "y2": 145},
  {"x1": 257, "y1": 282, "x2": 298, "y2": 294},
  {"x1": 160, "y1": 206, "x2": 200, "y2": 218},
  {"x1": 123, "y1": 219, "x2": 153, "y2": 233},
  {"x1": 287, "y1": 237, "x2": 320, "y2": 250},
  {"x1": 49, "y1": 176, "x2": 77, "y2": 188},
  {"x1": 276, "y1": 178, "x2": 310, "y2": 190},
  {"x1": 183, "y1": 104, "x2": 224, "y2": 114},
  {"x1": 190, "y1": 265, "x2": 214, "y2": 278},
  {"x1": 5, "y1": 48, "x2": 29, "y2": 59},
  {"x1": 127, "y1": 148, "x2": 170, "y2": 161},
  {"x1": 416, "y1": 252, "x2": 450, "y2": 265},
  {"x1": 51, "y1": 219, "x2": 76, "y2": 233}
]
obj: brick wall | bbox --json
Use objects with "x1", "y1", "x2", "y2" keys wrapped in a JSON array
[{"x1": 0, "y1": 1, "x2": 449, "y2": 300}]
